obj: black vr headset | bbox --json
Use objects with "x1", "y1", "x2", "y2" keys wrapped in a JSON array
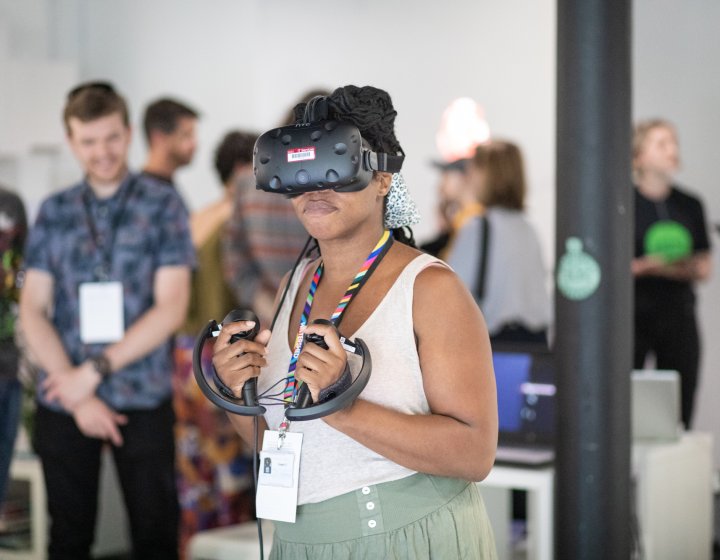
[{"x1": 253, "y1": 96, "x2": 405, "y2": 194}]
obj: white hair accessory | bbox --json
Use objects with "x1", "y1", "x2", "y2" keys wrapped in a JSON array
[{"x1": 384, "y1": 173, "x2": 420, "y2": 229}]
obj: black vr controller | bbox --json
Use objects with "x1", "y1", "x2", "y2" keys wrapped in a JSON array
[
  {"x1": 292, "y1": 318, "x2": 342, "y2": 410},
  {"x1": 193, "y1": 310, "x2": 372, "y2": 421},
  {"x1": 193, "y1": 309, "x2": 266, "y2": 416},
  {"x1": 285, "y1": 318, "x2": 371, "y2": 421}
]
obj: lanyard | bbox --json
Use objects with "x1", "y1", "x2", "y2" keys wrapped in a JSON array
[
  {"x1": 282, "y1": 229, "x2": 394, "y2": 404},
  {"x1": 82, "y1": 176, "x2": 135, "y2": 281}
]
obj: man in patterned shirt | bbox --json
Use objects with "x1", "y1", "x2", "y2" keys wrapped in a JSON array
[{"x1": 19, "y1": 82, "x2": 195, "y2": 559}]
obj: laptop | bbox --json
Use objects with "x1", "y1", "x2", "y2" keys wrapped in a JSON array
[
  {"x1": 492, "y1": 343, "x2": 556, "y2": 467},
  {"x1": 631, "y1": 369, "x2": 681, "y2": 442}
]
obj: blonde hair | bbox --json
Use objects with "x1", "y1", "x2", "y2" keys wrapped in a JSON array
[
  {"x1": 473, "y1": 140, "x2": 526, "y2": 210},
  {"x1": 632, "y1": 118, "x2": 679, "y2": 180},
  {"x1": 632, "y1": 118, "x2": 677, "y2": 159}
]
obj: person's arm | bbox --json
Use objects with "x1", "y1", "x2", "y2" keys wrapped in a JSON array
[
  {"x1": 19, "y1": 270, "x2": 129, "y2": 444},
  {"x1": 214, "y1": 321, "x2": 271, "y2": 448},
  {"x1": 42, "y1": 265, "x2": 191, "y2": 409},
  {"x1": 18, "y1": 269, "x2": 75, "y2": 377},
  {"x1": 72, "y1": 396, "x2": 128, "y2": 446},
  {"x1": 323, "y1": 264, "x2": 498, "y2": 482},
  {"x1": 632, "y1": 251, "x2": 712, "y2": 282},
  {"x1": 191, "y1": 199, "x2": 232, "y2": 249},
  {"x1": 103, "y1": 265, "x2": 190, "y2": 370},
  {"x1": 216, "y1": 268, "x2": 296, "y2": 447}
]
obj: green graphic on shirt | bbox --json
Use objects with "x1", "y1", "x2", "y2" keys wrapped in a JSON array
[
  {"x1": 644, "y1": 220, "x2": 692, "y2": 263},
  {"x1": 556, "y1": 237, "x2": 601, "y2": 301}
]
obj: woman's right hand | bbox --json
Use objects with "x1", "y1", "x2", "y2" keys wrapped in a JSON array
[{"x1": 211, "y1": 320, "x2": 272, "y2": 398}]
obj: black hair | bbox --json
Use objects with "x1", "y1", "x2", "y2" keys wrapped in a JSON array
[
  {"x1": 214, "y1": 130, "x2": 259, "y2": 185},
  {"x1": 391, "y1": 226, "x2": 416, "y2": 247},
  {"x1": 293, "y1": 85, "x2": 403, "y2": 155},
  {"x1": 280, "y1": 88, "x2": 331, "y2": 126},
  {"x1": 292, "y1": 85, "x2": 415, "y2": 247},
  {"x1": 143, "y1": 97, "x2": 199, "y2": 142}
]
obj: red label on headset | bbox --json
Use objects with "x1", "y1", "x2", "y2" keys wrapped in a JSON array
[{"x1": 287, "y1": 147, "x2": 316, "y2": 163}]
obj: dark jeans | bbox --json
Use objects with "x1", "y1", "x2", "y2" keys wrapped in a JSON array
[
  {"x1": 0, "y1": 377, "x2": 22, "y2": 507},
  {"x1": 634, "y1": 297, "x2": 699, "y2": 429},
  {"x1": 33, "y1": 400, "x2": 179, "y2": 560}
]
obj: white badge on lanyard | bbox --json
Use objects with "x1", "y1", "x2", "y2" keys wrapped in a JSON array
[
  {"x1": 79, "y1": 281, "x2": 125, "y2": 343},
  {"x1": 256, "y1": 429, "x2": 303, "y2": 523}
]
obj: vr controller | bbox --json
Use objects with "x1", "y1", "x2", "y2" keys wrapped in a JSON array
[
  {"x1": 293, "y1": 318, "x2": 338, "y2": 409},
  {"x1": 193, "y1": 309, "x2": 372, "y2": 421},
  {"x1": 253, "y1": 119, "x2": 404, "y2": 195},
  {"x1": 193, "y1": 309, "x2": 266, "y2": 416}
]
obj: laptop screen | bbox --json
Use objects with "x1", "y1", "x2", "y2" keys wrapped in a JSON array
[{"x1": 492, "y1": 345, "x2": 556, "y2": 446}]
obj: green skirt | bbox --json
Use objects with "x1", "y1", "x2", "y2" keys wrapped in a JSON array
[{"x1": 270, "y1": 473, "x2": 497, "y2": 559}]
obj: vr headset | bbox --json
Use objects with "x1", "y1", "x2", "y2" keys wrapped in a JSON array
[{"x1": 254, "y1": 96, "x2": 405, "y2": 194}]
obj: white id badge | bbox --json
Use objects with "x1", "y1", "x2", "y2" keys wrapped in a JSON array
[
  {"x1": 259, "y1": 450, "x2": 295, "y2": 488},
  {"x1": 79, "y1": 282, "x2": 125, "y2": 343},
  {"x1": 256, "y1": 430, "x2": 303, "y2": 523}
]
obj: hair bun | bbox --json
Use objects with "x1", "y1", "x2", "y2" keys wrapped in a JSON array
[
  {"x1": 328, "y1": 85, "x2": 401, "y2": 154},
  {"x1": 329, "y1": 86, "x2": 396, "y2": 127}
]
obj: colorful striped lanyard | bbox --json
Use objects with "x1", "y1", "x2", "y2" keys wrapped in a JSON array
[{"x1": 283, "y1": 230, "x2": 394, "y2": 403}]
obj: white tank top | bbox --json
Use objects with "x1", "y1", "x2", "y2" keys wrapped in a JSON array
[{"x1": 257, "y1": 253, "x2": 442, "y2": 504}]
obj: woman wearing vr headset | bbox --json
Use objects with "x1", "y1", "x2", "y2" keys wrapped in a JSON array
[{"x1": 212, "y1": 85, "x2": 498, "y2": 559}]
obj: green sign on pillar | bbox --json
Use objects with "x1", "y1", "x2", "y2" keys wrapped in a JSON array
[{"x1": 556, "y1": 237, "x2": 601, "y2": 301}]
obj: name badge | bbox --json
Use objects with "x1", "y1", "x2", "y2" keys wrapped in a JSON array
[
  {"x1": 256, "y1": 430, "x2": 303, "y2": 523},
  {"x1": 79, "y1": 282, "x2": 125, "y2": 343}
]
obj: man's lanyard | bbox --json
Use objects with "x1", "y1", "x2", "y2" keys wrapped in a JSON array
[
  {"x1": 82, "y1": 177, "x2": 136, "y2": 281},
  {"x1": 282, "y1": 229, "x2": 394, "y2": 404}
]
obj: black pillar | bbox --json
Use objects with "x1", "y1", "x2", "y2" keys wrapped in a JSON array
[{"x1": 555, "y1": 1, "x2": 632, "y2": 559}]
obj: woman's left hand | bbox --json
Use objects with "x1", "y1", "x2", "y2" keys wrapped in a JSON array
[{"x1": 295, "y1": 322, "x2": 347, "y2": 402}]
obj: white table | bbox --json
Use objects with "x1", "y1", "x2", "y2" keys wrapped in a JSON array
[
  {"x1": 5, "y1": 453, "x2": 47, "y2": 560},
  {"x1": 633, "y1": 432, "x2": 714, "y2": 560},
  {"x1": 188, "y1": 520, "x2": 274, "y2": 560},
  {"x1": 479, "y1": 464, "x2": 554, "y2": 560},
  {"x1": 478, "y1": 432, "x2": 714, "y2": 560}
]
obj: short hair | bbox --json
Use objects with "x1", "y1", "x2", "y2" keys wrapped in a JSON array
[
  {"x1": 143, "y1": 98, "x2": 199, "y2": 142},
  {"x1": 473, "y1": 140, "x2": 526, "y2": 210},
  {"x1": 632, "y1": 118, "x2": 676, "y2": 159},
  {"x1": 214, "y1": 130, "x2": 258, "y2": 184},
  {"x1": 63, "y1": 81, "x2": 129, "y2": 135}
]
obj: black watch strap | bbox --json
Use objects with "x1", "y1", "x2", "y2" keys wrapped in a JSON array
[
  {"x1": 90, "y1": 354, "x2": 112, "y2": 378},
  {"x1": 318, "y1": 363, "x2": 352, "y2": 403}
]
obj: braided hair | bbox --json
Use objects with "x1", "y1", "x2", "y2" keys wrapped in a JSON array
[{"x1": 292, "y1": 85, "x2": 416, "y2": 247}]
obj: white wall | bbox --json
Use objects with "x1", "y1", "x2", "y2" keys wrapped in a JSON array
[
  {"x1": 65, "y1": 0, "x2": 558, "y2": 254},
  {"x1": 633, "y1": 0, "x2": 720, "y2": 467}
]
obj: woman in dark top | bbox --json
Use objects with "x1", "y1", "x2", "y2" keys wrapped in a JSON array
[{"x1": 632, "y1": 118, "x2": 712, "y2": 428}]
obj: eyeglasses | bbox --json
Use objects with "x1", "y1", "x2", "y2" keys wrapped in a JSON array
[{"x1": 67, "y1": 81, "x2": 116, "y2": 101}]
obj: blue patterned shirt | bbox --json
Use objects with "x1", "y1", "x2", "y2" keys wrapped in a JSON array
[{"x1": 24, "y1": 172, "x2": 196, "y2": 411}]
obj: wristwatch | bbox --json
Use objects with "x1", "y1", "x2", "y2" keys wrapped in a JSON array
[{"x1": 89, "y1": 354, "x2": 112, "y2": 379}]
